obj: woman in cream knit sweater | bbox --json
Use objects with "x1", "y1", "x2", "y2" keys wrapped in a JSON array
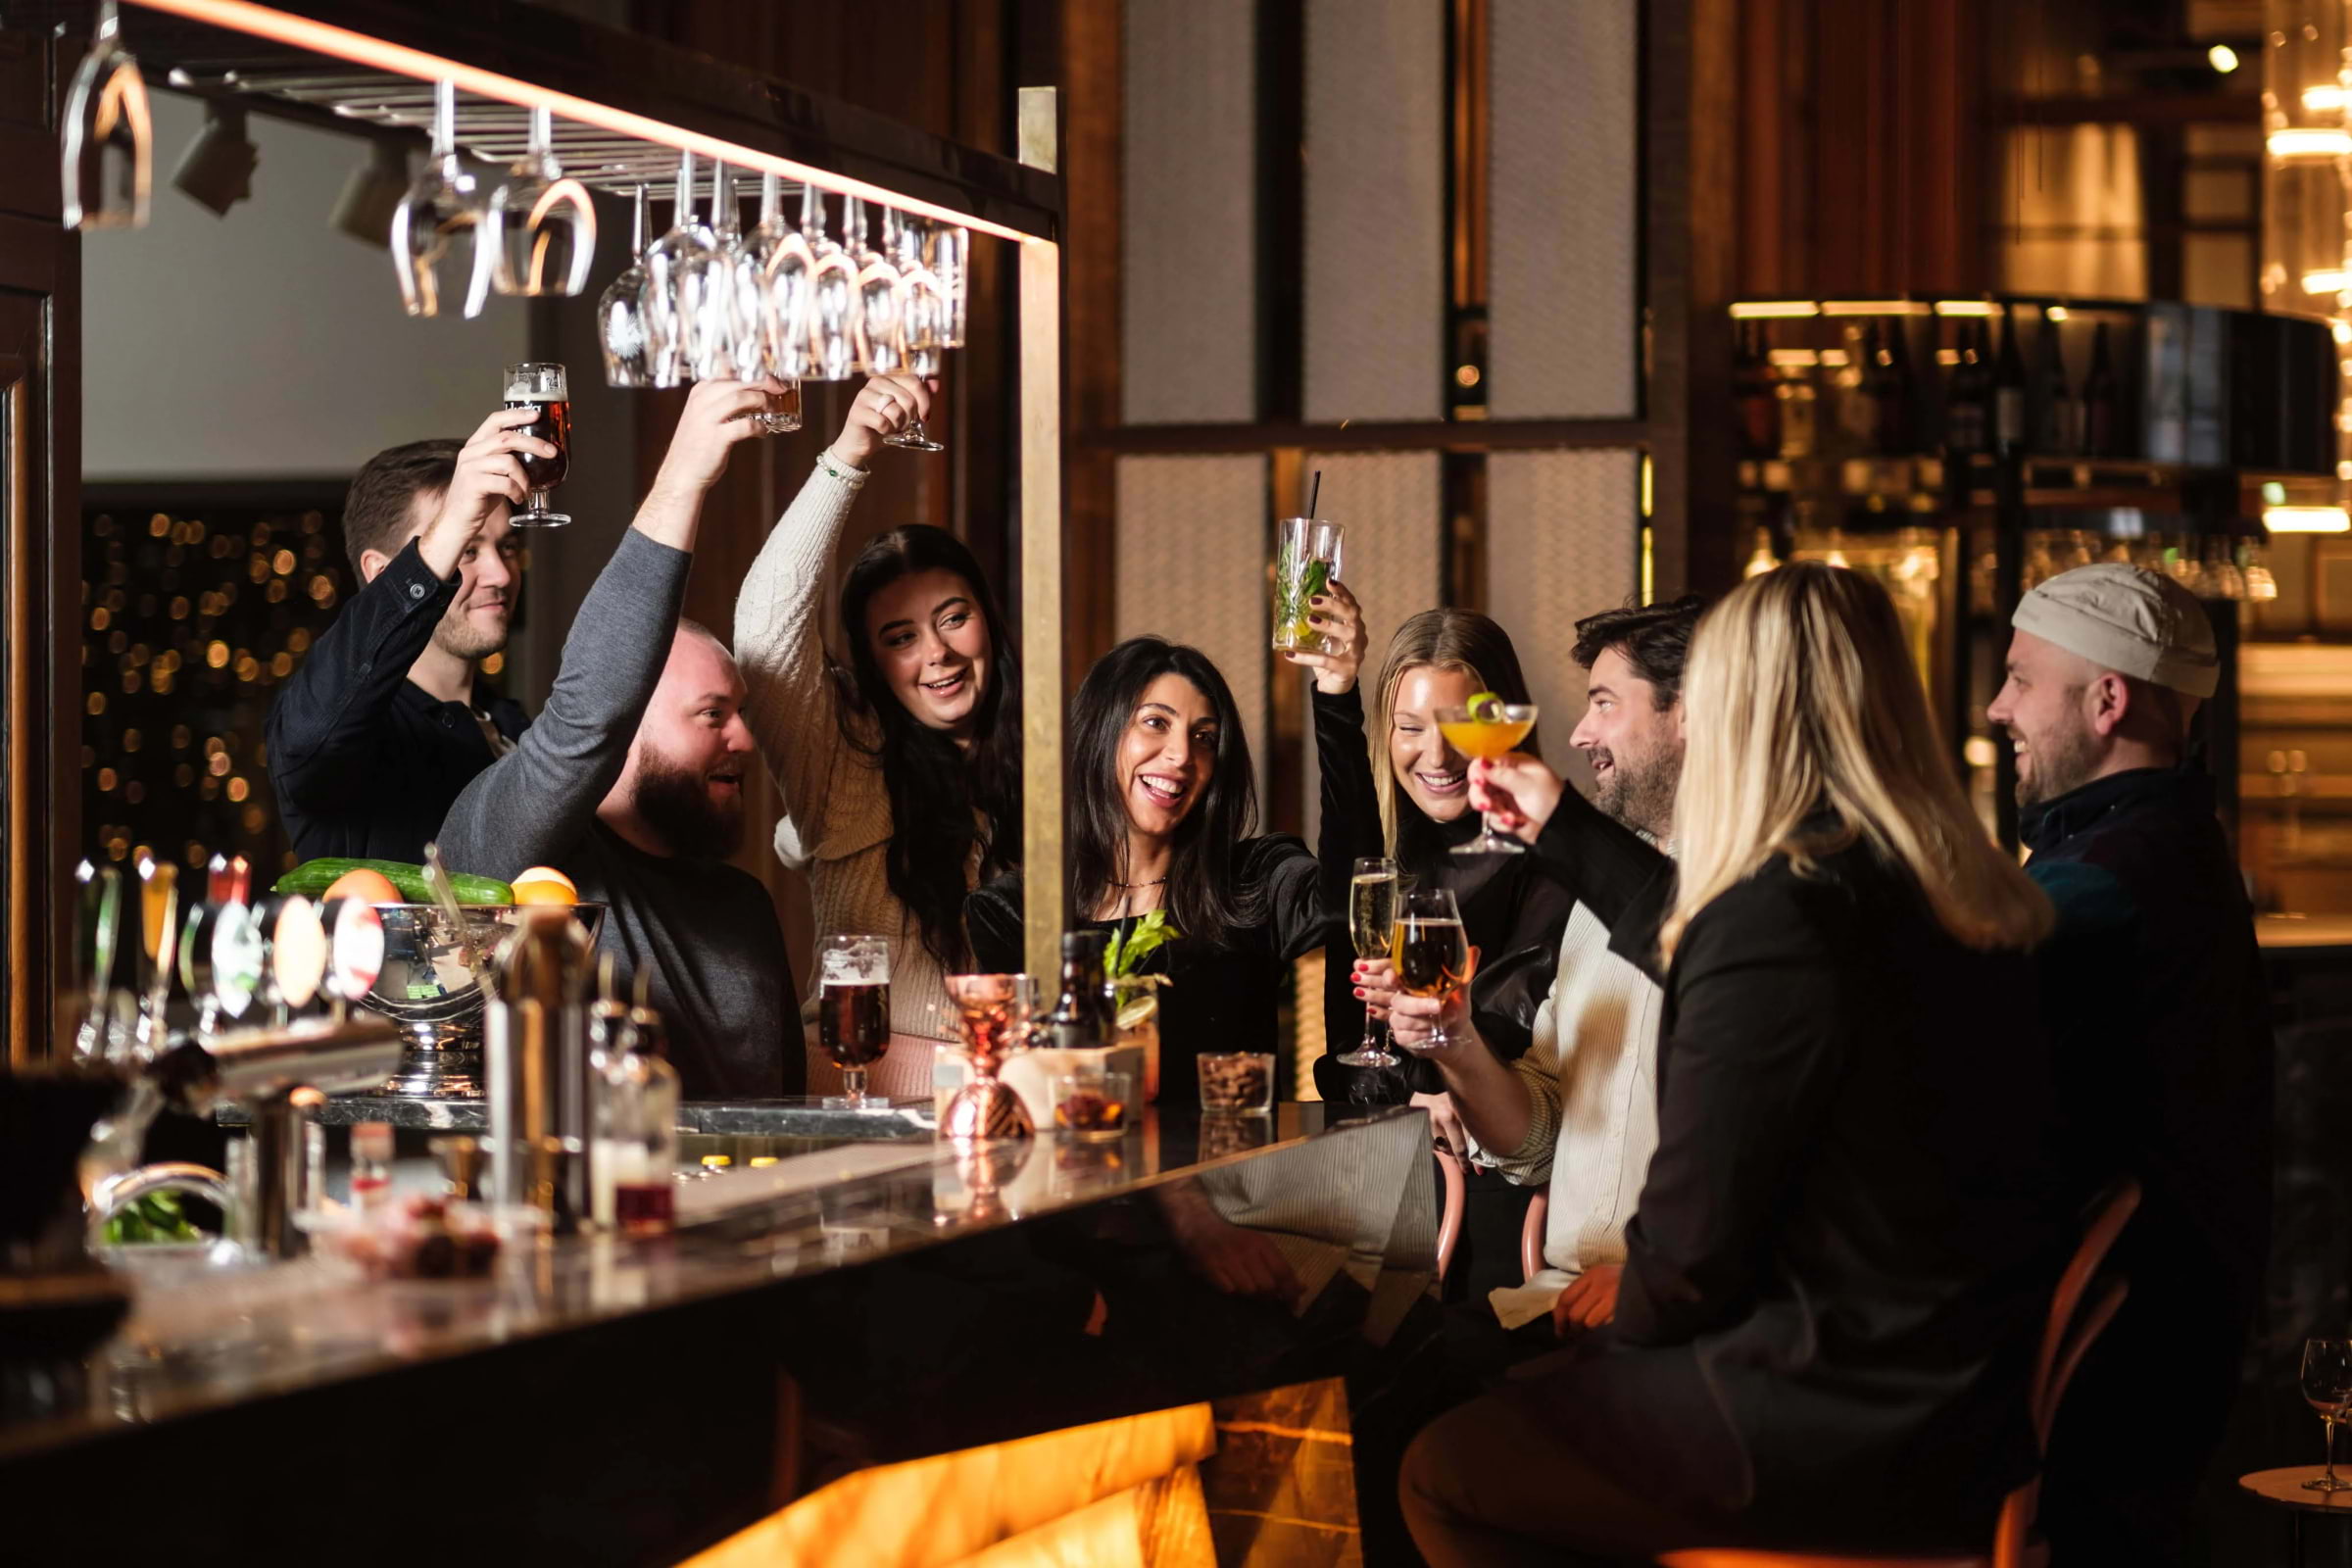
[{"x1": 734, "y1": 375, "x2": 1022, "y2": 1096}]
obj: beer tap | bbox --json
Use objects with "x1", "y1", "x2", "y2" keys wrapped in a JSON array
[{"x1": 73, "y1": 859, "x2": 122, "y2": 1063}]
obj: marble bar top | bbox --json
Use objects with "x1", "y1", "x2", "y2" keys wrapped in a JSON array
[
  {"x1": 215, "y1": 1093, "x2": 938, "y2": 1140},
  {"x1": 0, "y1": 1103, "x2": 1438, "y2": 1565}
]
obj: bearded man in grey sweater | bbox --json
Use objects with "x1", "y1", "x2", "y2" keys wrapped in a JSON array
[{"x1": 437, "y1": 377, "x2": 802, "y2": 1101}]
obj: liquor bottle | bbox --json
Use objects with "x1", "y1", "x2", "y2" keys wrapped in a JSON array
[
  {"x1": 1734, "y1": 320, "x2": 1781, "y2": 459},
  {"x1": 1777, "y1": 351, "x2": 1818, "y2": 459},
  {"x1": 2082, "y1": 321, "x2": 2123, "y2": 458},
  {"x1": 1049, "y1": 929, "x2": 1111, "y2": 1052},
  {"x1": 1838, "y1": 321, "x2": 1881, "y2": 451},
  {"x1": 1943, "y1": 318, "x2": 1989, "y2": 458},
  {"x1": 1872, "y1": 318, "x2": 1917, "y2": 455},
  {"x1": 599, "y1": 1015, "x2": 680, "y2": 1237},
  {"x1": 1993, "y1": 304, "x2": 2029, "y2": 457},
  {"x1": 2034, "y1": 313, "x2": 2081, "y2": 455}
]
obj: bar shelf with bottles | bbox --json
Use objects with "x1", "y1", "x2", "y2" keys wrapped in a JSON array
[{"x1": 1727, "y1": 296, "x2": 2337, "y2": 845}]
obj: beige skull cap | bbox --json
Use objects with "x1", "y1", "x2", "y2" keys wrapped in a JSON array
[{"x1": 2011, "y1": 563, "x2": 2219, "y2": 698}]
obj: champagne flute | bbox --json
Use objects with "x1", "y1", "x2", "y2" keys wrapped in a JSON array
[
  {"x1": 1436, "y1": 699, "x2": 1539, "y2": 856},
  {"x1": 2304, "y1": 1339, "x2": 2352, "y2": 1493},
  {"x1": 1393, "y1": 885, "x2": 1472, "y2": 1052},
  {"x1": 1338, "y1": 857, "x2": 1400, "y2": 1068}
]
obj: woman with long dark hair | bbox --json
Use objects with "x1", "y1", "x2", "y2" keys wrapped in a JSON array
[
  {"x1": 966, "y1": 637, "x2": 1332, "y2": 1102},
  {"x1": 736, "y1": 374, "x2": 1020, "y2": 1092}
]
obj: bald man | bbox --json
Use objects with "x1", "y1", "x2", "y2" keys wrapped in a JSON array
[
  {"x1": 437, "y1": 379, "x2": 801, "y2": 1100},
  {"x1": 1986, "y1": 564, "x2": 2268, "y2": 1566}
]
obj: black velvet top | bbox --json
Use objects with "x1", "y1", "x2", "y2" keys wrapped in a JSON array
[
  {"x1": 1308, "y1": 685, "x2": 1574, "y2": 1102},
  {"x1": 966, "y1": 836, "x2": 1334, "y2": 1105}
]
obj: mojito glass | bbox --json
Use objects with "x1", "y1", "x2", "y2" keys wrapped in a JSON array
[{"x1": 1271, "y1": 517, "x2": 1345, "y2": 654}]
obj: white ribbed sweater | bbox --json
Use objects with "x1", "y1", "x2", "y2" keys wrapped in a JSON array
[{"x1": 733, "y1": 459, "x2": 962, "y2": 1053}]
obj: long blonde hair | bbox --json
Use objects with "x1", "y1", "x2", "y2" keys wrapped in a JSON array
[
  {"x1": 1659, "y1": 563, "x2": 2051, "y2": 962},
  {"x1": 1368, "y1": 610, "x2": 1540, "y2": 861}
]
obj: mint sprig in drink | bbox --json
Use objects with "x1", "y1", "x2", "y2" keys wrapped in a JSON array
[{"x1": 1271, "y1": 517, "x2": 1345, "y2": 653}]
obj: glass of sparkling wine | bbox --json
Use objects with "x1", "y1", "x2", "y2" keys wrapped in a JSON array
[
  {"x1": 818, "y1": 933, "x2": 892, "y2": 1110},
  {"x1": 1339, "y1": 857, "x2": 1400, "y2": 1068},
  {"x1": 1270, "y1": 517, "x2": 1344, "y2": 654},
  {"x1": 2304, "y1": 1338, "x2": 2352, "y2": 1493},
  {"x1": 1436, "y1": 697, "x2": 1538, "y2": 856},
  {"x1": 1393, "y1": 885, "x2": 1472, "y2": 1051}
]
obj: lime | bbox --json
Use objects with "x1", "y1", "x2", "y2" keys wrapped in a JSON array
[
  {"x1": 1116, "y1": 994, "x2": 1159, "y2": 1031},
  {"x1": 1465, "y1": 690, "x2": 1506, "y2": 721}
]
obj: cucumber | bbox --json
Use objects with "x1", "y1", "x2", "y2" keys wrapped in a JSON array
[{"x1": 273, "y1": 858, "x2": 514, "y2": 906}]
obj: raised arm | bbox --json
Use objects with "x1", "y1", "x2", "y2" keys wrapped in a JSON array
[
  {"x1": 1472, "y1": 754, "x2": 1671, "y2": 933},
  {"x1": 438, "y1": 380, "x2": 774, "y2": 876},
  {"x1": 269, "y1": 408, "x2": 552, "y2": 811},
  {"x1": 733, "y1": 374, "x2": 930, "y2": 858}
]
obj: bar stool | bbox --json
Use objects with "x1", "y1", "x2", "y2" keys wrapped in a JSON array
[
  {"x1": 1655, "y1": 1178, "x2": 2141, "y2": 1568},
  {"x1": 1520, "y1": 1188, "x2": 1550, "y2": 1281}
]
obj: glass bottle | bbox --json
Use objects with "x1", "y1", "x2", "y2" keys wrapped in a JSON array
[
  {"x1": 597, "y1": 1009, "x2": 680, "y2": 1236},
  {"x1": 1049, "y1": 930, "x2": 1111, "y2": 1052}
]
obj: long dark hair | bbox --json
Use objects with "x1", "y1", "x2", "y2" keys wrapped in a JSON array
[
  {"x1": 1370, "y1": 609, "x2": 1541, "y2": 867},
  {"x1": 1067, "y1": 638, "x2": 1259, "y2": 948},
  {"x1": 833, "y1": 525, "x2": 1021, "y2": 971}
]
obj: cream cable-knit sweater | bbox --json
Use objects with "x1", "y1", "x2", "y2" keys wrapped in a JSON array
[{"x1": 734, "y1": 459, "x2": 962, "y2": 1056}]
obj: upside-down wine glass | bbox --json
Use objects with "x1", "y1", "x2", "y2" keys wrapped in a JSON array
[
  {"x1": 845, "y1": 197, "x2": 903, "y2": 377},
  {"x1": 737, "y1": 173, "x2": 803, "y2": 434},
  {"x1": 761, "y1": 180, "x2": 818, "y2": 382},
  {"x1": 924, "y1": 219, "x2": 970, "y2": 349},
  {"x1": 681, "y1": 161, "x2": 744, "y2": 383},
  {"x1": 390, "y1": 80, "x2": 486, "y2": 318},
  {"x1": 805, "y1": 192, "x2": 860, "y2": 381},
  {"x1": 483, "y1": 105, "x2": 596, "y2": 301},
  {"x1": 883, "y1": 207, "x2": 948, "y2": 453},
  {"x1": 61, "y1": 0, "x2": 151, "y2": 231},
  {"x1": 597, "y1": 183, "x2": 653, "y2": 387},
  {"x1": 638, "y1": 149, "x2": 710, "y2": 388}
]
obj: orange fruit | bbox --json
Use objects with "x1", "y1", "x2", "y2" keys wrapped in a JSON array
[
  {"x1": 322, "y1": 867, "x2": 403, "y2": 905},
  {"x1": 510, "y1": 866, "x2": 577, "y2": 906}
]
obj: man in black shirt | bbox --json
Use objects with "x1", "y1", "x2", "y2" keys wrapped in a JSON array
[{"x1": 267, "y1": 407, "x2": 553, "y2": 861}]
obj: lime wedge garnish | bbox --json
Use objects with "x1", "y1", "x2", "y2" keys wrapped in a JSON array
[{"x1": 1116, "y1": 995, "x2": 1158, "y2": 1031}]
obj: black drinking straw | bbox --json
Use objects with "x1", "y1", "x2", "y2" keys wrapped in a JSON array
[{"x1": 1306, "y1": 469, "x2": 1322, "y2": 520}]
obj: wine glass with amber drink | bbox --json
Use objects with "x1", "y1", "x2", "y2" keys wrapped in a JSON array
[
  {"x1": 1436, "y1": 695, "x2": 1537, "y2": 856},
  {"x1": 1393, "y1": 885, "x2": 1474, "y2": 1051},
  {"x1": 503, "y1": 362, "x2": 571, "y2": 526},
  {"x1": 818, "y1": 933, "x2": 891, "y2": 1110}
]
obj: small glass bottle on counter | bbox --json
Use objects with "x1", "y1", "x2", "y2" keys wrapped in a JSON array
[
  {"x1": 594, "y1": 1014, "x2": 681, "y2": 1236},
  {"x1": 350, "y1": 1120, "x2": 395, "y2": 1216}
]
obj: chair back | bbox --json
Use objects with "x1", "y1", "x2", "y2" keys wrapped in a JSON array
[
  {"x1": 1988, "y1": 1176, "x2": 2139, "y2": 1568},
  {"x1": 1435, "y1": 1151, "x2": 1466, "y2": 1283},
  {"x1": 1521, "y1": 1188, "x2": 1550, "y2": 1282}
]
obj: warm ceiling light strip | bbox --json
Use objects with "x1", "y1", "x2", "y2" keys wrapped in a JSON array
[
  {"x1": 2265, "y1": 506, "x2": 2352, "y2": 534},
  {"x1": 126, "y1": 0, "x2": 1035, "y2": 241}
]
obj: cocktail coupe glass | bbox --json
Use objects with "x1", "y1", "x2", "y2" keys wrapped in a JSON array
[
  {"x1": 942, "y1": 974, "x2": 1036, "y2": 1142},
  {"x1": 390, "y1": 80, "x2": 486, "y2": 318},
  {"x1": 883, "y1": 208, "x2": 948, "y2": 452},
  {"x1": 597, "y1": 184, "x2": 654, "y2": 387},
  {"x1": 483, "y1": 105, "x2": 596, "y2": 301},
  {"x1": 1435, "y1": 699, "x2": 1540, "y2": 855}
]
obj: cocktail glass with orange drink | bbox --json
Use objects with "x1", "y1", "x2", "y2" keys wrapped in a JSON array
[{"x1": 1435, "y1": 694, "x2": 1537, "y2": 856}]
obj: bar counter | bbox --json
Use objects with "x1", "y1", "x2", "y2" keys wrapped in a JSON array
[{"x1": 1, "y1": 1102, "x2": 1435, "y2": 1564}]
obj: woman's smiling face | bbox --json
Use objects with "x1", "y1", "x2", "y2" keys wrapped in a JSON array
[
  {"x1": 1389, "y1": 664, "x2": 1480, "y2": 822},
  {"x1": 863, "y1": 567, "x2": 992, "y2": 737},
  {"x1": 1118, "y1": 672, "x2": 1219, "y2": 839}
]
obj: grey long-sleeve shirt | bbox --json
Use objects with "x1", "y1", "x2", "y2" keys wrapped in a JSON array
[{"x1": 435, "y1": 530, "x2": 800, "y2": 1100}]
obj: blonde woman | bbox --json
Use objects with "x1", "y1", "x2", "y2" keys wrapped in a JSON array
[{"x1": 1394, "y1": 564, "x2": 2065, "y2": 1564}]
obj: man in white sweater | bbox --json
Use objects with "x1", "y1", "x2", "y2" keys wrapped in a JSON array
[{"x1": 1389, "y1": 597, "x2": 1704, "y2": 1336}]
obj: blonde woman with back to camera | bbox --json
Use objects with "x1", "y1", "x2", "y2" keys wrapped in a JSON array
[{"x1": 1393, "y1": 564, "x2": 2067, "y2": 1565}]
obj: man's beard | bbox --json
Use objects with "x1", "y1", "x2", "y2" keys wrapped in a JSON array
[
  {"x1": 431, "y1": 600, "x2": 509, "y2": 663},
  {"x1": 632, "y1": 753, "x2": 744, "y2": 860},
  {"x1": 1592, "y1": 743, "x2": 1682, "y2": 840},
  {"x1": 2014, "y1": 715, "x2": 2101, "y2": 809}
]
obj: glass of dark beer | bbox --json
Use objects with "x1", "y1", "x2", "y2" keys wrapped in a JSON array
[
  {"x1": 503, "y1": 362, "x2": 572, "y2": 526},
  {"x1": 818, "y1": 932, "x2": 892, "y2": 1109}
]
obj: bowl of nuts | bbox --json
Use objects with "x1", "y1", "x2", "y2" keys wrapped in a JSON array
[{"x1": 1198, "y1": 1052, "x2": 1274, "y2": 1115}]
